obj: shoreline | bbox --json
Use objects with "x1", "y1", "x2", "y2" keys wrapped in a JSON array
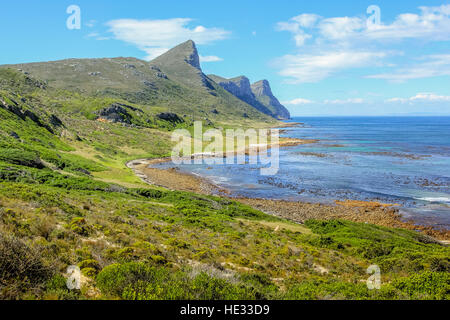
[
  {"x1": 127, "y1": 159, "x2": 450, "y2": 242},
  {"x1": 126, "y1": 123, "x2": 450, "y2": 242}
]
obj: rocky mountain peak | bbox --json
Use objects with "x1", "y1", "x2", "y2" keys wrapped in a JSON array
[
  {"x1": 181, "y1": 40, "x2": 201, "y2": 70},
  {"x1": 151, "y1": 40, "x2": 201, "y2": 71},
  {"x1": 251, "y1": 80, "x2": 291, "y2": 120},
  {"x1": 251, "y1": 80, "x2": 272, "y2": 97}
]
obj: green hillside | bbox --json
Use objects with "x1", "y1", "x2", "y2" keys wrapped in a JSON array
[
  {"x1": 0, "y1": 43, "x2": 448, "y2": 301},
  {"x1": 2, "y1": 41, "x2": 277, "y2": 125}
]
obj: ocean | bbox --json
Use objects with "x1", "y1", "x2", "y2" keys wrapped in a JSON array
[{"x1": 155, "y1": 117, "x2": 450, "y2": 229}]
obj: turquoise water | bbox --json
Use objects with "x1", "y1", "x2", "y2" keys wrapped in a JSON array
[{"x1": 155, "y1": 117, "x2": 450, "y2": 229}]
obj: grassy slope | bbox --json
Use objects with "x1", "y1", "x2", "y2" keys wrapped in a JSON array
[
  {"x1": 2, "y1": 57, "x2": 276, "y2": 125},
  {"x1": 0, "y1": 69, "x2": 449, "y2": 300}
]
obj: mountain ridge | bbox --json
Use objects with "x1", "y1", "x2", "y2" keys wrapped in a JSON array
[
  {"x1": 1, "y1": 41, "x2": 278, "y2": 124},
  {"x1": 0, "y1": 40, "x2": 288, "y2": 122},
  {"x1": 209, "y1": 74, "x2": 291, "y2": 120}
]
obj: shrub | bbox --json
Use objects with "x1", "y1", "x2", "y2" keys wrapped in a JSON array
[
  {"x1": 96, "y1": 262, "x2": 258, "y2": 300},
  {"x1": 132, "y1": 188, "x2": 165, "y2": 199},
  {"x1": 0, "y1": 233, "x2": 53, "y2": 299},
  {"x1": 96, "y1": 262, "x2": 166, "y2": 297},
  {"x1": 78, "y1": 259, "x2": 100, "y2": 270},
  {"x1": 81, "y1": 268, "x2": 97, "y2": 278},
  {"x1": 70, "y1": 217, "x2": 91, "y2": 236},
  {"x1": 388, "y1": 271, "x2": 450, "y2": 300},
  {"x1": 0, "y1": 148, "x2": 44, "y2": 169}
]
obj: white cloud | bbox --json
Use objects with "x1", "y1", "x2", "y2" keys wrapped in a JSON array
[
  {"x1": 278, "y1": 4, "x2": 450, "y2": 47},
  {"x1": 199, "y1": 55, "x2": 223, "y2": 62},
  {"x1": 367, "y1": 54, "x2": 450, "y2": 82},
  {"x1": 386, "y1": 93, "x2": 450, "y2": 104},
  {"x1": 293, "y1": 14, "x2": 322, "y2": 28},
  {"x1": 275, "y1": 51, "x2": 388, "y2": 83},
  {"x1": 86, "y1": 32, "x2": 111, "y2": 41},
  {"x1": 283, "y1": 98, "x2": 315, "y2": 105},
  {"x1": 85, "y1": 20, "x2": 97, "y2": 28},
  {"x1": 319, "y1": 17, "x2": 365, "y2": 40},
  {"x1": 324, "y1": 98, "x2": 365, "y2": 105},
  {"x1": 143, "y1": 48, "x2": 172, "y2": 60},
  {"x1": 106, "y1": 18, "x2": 230, "y2": 60},
  {"x1": 284, "y1": 97, "x2": 368, "y2": 105},
  {"x1": 365, "y1": 5, "x2": 450, "y2": 41},
  {"x1": 275, "y1": 4, "x2": 450, "y2": 84}
]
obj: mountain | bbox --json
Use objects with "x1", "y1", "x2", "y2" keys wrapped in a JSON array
[
  {"x1": 251, "y1": 80, "x2": 291, "y2": 120},
  {"x1": 150, "y1": 40, "x2": 211, "y2": 89},
  {"x1": 1, "y1": 40, "x2": 276, "y2": 124},
  {"x1": 209, "y1": 75, "x2": 291, "y2": 120},
  {"x1": 208, "y1": 75, "x2": 274, "y2": 116}
]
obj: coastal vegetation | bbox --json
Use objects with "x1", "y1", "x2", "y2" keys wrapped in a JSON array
[{"x1": 0, "y1": 41, "x2": 448, "y2": 300}]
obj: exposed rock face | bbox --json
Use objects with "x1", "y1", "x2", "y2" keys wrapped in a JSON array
[
  {"x1": 50, "y1": 115, "x2": 64, "y2": 127},
  {"x1": 157, "y1": 112, "x2": 184, "y2": 123},
  {"x1": 208, "y1": 75, "x2": 274, "y2": 117},
  {"x1": 251, "y1": 80, "x2": 290, "y2": 120},
  {"x1": 184, "y1": 42, "x2": 201, "y2": 70},
  {"x1": 96, "y1": 103, "x2": 135, "y2": 124},
  {"x1": 150, "y1": 40, "x2": 215, "y2": 90},
  {"x1": 217, "y1": 76, "x2": 254, "y2": 103},
  {"x1": 9, "y1": 131, "x2": 20, "y2": 140},
  {"x1": 0, "y1": 97, "x2": 54, "y2": 133}
]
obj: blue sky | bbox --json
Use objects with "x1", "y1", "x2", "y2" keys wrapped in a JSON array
[{"x1": 1, "y1": 0, "x2": 450, "y2": 116}]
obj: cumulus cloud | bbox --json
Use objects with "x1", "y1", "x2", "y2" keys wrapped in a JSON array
[
  {"x1": 199, "y1": 55, "x2": 223, "y2": 62},
  {"x1": 278, "y1": 4, "x2": 450, "y2": 47},
  {"x1": 106, "y1": 18, "x2": 230, "y2": 60},
  {"x1": 275, "y1": 4, "x2": 450, "y2": 83},
  {"x1": 367, "y1": 54, "x2": 450, "y2": 82},
  {"x1": 275, "y1": 51, "x2": 389, "y2": 83}
]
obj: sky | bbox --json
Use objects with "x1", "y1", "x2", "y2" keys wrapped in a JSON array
[{"x1": 1, "y1": 0, "x2": 450, "y2": 116}]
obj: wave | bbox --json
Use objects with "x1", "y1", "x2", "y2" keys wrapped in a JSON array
[{"x1": 416, "y1": 197, "x2": 450, "y2": 203}]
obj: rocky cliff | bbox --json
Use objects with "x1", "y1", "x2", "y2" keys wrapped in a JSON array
[
  {"x1": 251, "y1": 80, "x2": 291, "y2": 120},
  {"x1": 209, "y1": 75, "x2": 290, "y2": 120},
  {"x1": 208, "y1": 75, "x2": 274, "y2": 116}
]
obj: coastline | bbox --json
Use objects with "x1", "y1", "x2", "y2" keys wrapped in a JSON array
[{"x1": 126, "y1": 123, "x2": 450, "y2": 242}]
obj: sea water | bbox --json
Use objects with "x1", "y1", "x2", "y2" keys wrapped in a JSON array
[{"x1": 155, "y1": 117, "x2": 450, "y2": 229}]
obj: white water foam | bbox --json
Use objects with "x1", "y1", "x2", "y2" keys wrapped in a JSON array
[{"x1": 416, "y1": 197, "x2": 450, "y2": 203}]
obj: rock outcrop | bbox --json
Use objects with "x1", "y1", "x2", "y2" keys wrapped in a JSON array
[
  {"x1": 96, "y1": 103, "x2": 135, "y2": 124},
  {"x1": 251, "y1": 80, "x2": 291, "y2": 120},
  {"x1": 157, "y1": 112, "x2": 184, "y2": 123},
  {"x1": 150, "y1": 40, "x2": 215, "y2": 90},
  {"x1": 209, "y1": 75, "x2": 290, "y2": 119}
]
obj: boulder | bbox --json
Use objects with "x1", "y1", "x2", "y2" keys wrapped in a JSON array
[{"x1": 157, "y1": 113, "x2": 184, "y2": 123}]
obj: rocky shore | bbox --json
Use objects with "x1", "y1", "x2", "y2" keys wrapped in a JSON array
[
  {"x1": 127, "y1": 156, "x2": 450, "y2": 242},
  {"x1": 126, "y1": 131, "x2": 450, "y2": 242}
]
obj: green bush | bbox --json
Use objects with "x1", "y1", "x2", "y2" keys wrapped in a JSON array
[
  {"x1": 78, "y1": 259, "x2": 100, "y2": 270},
  {"x1": 0, "y1": 148, "x2": 44, "y2": 169},
  {"x1": 0, "y1": 233, "x2": 54, "y2": 299},
  {"x1": 304, "y1": 219, "x2": 450, "y2": 273},
  {"x1": 132, "y1": 188, "x2": 166, "y2": 199},
  {"x1": 96, "y1": 262, "x2": 259, "y2": 300},
  {"x1": 388, "y1": 271, "x2": 450, "y2": 300}
]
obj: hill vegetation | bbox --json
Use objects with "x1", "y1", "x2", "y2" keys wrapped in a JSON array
[{"x1": 0, "y1": 42, "x2": 448, "y2": 300}]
